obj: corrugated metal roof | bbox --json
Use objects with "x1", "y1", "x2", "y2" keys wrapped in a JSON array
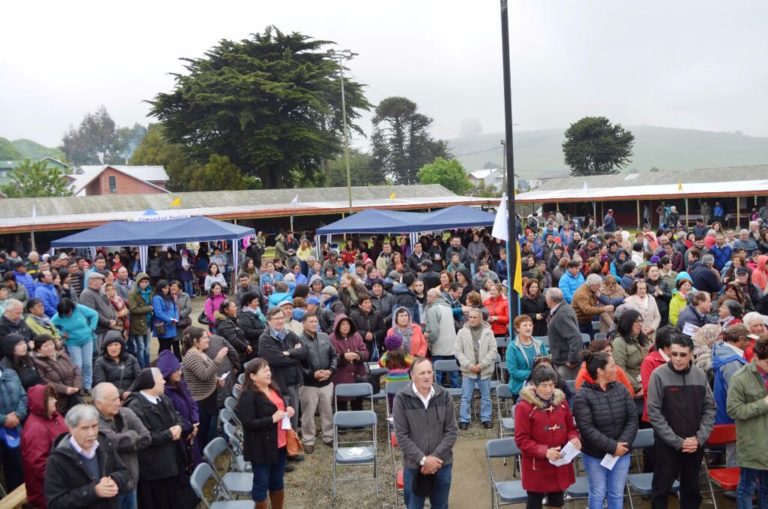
[
  {"x1": 516, "y1": 165, "x2": 768, "y2": 203},
  {"x1": 0, "y1": 184, "x2": 494, "y2": 231},
  {"x1": 71, "y1": 165, "x2": 170, "y2": 195}
]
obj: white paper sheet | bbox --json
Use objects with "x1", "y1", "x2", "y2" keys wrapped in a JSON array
[
  {"x1": 281, "y1": 414, "x2": 292, "y2": 430},
  {"x1": 600, "y1": 453, "x2": 620, "y2": 470},
  {"x1": 548, "y1": 441, "x2": 580, "y2": 466},
  {"x1": 682, "y1": 322, "x2": 700, "y2": 337}
]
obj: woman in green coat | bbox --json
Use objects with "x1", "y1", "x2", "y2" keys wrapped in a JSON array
[{"x1": 610, "y1": 309, "x2": 649, "y2": 397}]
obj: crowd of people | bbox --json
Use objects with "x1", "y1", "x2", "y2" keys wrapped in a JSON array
[{"x1": 0, "y1": 205, "x2": 768, "y2": 508}]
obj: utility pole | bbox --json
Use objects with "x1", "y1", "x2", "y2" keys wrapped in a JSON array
[{"x1": 327, "y1": 49, "x2": 357, "y2": 212}]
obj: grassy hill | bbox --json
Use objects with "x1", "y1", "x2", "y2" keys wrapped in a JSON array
[
  {"x1": 0, "y1": 137, "x2": 22, "y2": 160},
  {"x1": 448, "y1": 126, "x2": 768, "y2": 178},
  {"x1": 11, "y1": 138, "x2": 66, "y2": 161}
]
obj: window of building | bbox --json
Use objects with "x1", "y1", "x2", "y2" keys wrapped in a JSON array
[{"x1": 108, "y1": 175, "x2": 117, "y2": 193}]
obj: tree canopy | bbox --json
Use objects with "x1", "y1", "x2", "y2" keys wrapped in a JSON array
[
  {"x1": 149, "y1": 26, "x2": 369, "y2": 189},
  {"x1": 417, "y1": 157, "x2": 471, "y2": 194},
  {"x1": 562, "y1": 116, "x2": 634, "y2": 176},
  {"x1": 371, "y1": 97, "x2": 449, "y2": 184},
  {"x1": 130, "y1": 124, "x2": 199, "y2": 191},
  {"x1": 323, "y1": 149, "x2": 383, "y2": 187},
  {"x1": 1, "y1": 160, "x2": 72, "y2": 198},
  {"x1": 60, "y1": 106, "x2": 145, "y2": 165}
]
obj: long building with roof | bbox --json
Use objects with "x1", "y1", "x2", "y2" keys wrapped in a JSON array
[{"x1": 516, "y1": 165, "x2": 768, "y2": 229}]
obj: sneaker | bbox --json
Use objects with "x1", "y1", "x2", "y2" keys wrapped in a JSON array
[
  {"x1": 482, "y1": 421, "x2": 493, "y2": 429},
  {"x1": 304, "y1": 444, "x2": 315, "y2": 454},
  {"x1": 459, "y1": 422, "x2": 469, "y2": 430},
  {"x1": 285, "y1": 463, "x2": 296, "y2": 473}
]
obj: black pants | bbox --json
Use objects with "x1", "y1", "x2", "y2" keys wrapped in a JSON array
[
  {"x1": 651, "y1": 440, "x2": 705, "y2": 509},
  {"x1": 158, "y1": 338, "x2": 181, "y2": 360},
  {"x1": 526, "y1": 490, "x2": 564, "y2": 509}
]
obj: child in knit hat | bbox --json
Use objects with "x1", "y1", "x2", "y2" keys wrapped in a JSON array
[{"x1": 378, "y1": 335, "x2": 413, "y2": 408}]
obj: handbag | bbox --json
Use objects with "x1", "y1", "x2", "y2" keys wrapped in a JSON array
[
  {"x1": 177, "y1": 315, "x2": 192, "y2": 329},
  {"x1": 354, "y1": 362, "x2": 383, "y2": 394},
  {"x1": 153, "y1": 320, "x2": 167, "y2": 337},
  {"x1": 197, "y1": 311, "x2": 210, "y2": 325},
  {"x1": 285, "y1": 429, "x2": 303, "y2": 456}
]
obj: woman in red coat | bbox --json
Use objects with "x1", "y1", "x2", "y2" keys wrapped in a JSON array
[
  {"x1": 514, "y1": 365, "x2": 581, "y2": 509},
  {"x1": 329, "y1": 314, "x2": 369, "y2": 411},
  {"x1": 21, "y1": 384, "x2": 68, "y2": 509},
  {"x1": 483, "y1": 283, "x2": 510, "y2": 337}
]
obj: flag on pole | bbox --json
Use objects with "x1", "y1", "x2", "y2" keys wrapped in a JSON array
[
  {"x1": 677, "y1": 179, "x2": 683, "y2": 192},
  {"x1": 290, "y1": 194, "x2": 299, "y2": 204},
  {"x1": 389, "y1": 192, "x2": 396, "y2": 200},
  {"x1": 582, "y1": 181, "x2": 590, "y2": 193},
  {"x1": 31, "y1": 204, "x2": 37, "y2": 219},
  {"x1": 513, "y1": 241, "x2": 523, "y2": 295},
  {"x1": 491, "y1": 194, "x2": 508, "y2": 241},
  {"x1": 170, "y1": 197, "x2": 181, "y2": 208}
]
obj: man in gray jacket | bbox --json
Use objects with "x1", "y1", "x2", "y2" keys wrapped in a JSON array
[
  {"x1": 647, "y1": 334, "x2": 715, "y2": 509},
  {"x1": 453, "y1": 309, "x2": 497, "y2": 429},
  {"x1": 425, "y1": 288, "x2": 459, "y2": 388},
  {"x1": 545, "y1": 287, "x2": 583, "y2": 380},
  {"x1": 93, "y1": 382, "x2": 151, "y2": 509},
  {"x1": 393, "y1": 358, "x2": 458, "y2": 509},
  {"x1": 298, "y1": 313, "x2": 338, "y2": 452},
  {"x1": 79, "y1": 272, "x2": 117, "y2": 351}
]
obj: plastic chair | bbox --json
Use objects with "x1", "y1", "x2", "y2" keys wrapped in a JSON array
[
  {"x1": 332, "y1": 410, "x2": 378, "y2": 498},
  {"x1": 224, "y1": 396, "x2": 237, "y2": 413},
  {"x1": 704, "y1": 424, "x2": 740, "y2": 509},
  {"x1": 625, "y1": 429, "x2": 679, "y2": 509},
  {"x1": 190, "y1": 463, "x2": 253, "y2": 509},
  {"x1": 334, "y1": 382, "x2": 374, "y2": 410},
  {"x1": 203, "y1": 437, "x2": 253, "y2": 496},
  {"x1": 485, "y1": 438, "x2": 527, "y2": 508}
]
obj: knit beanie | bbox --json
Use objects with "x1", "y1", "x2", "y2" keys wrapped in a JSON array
[{"x1": 156, "y1": 350, "x2": 181, "y2": 379}]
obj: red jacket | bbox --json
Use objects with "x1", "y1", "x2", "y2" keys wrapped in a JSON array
[
  {"x1": 21, "y1": 384, "x2": 68, "y2": 509},
  {"x1": 514, "y1": 385, "x2": 579, "y2": 493},
  {"x1": 483, "y1": 295, "x2": 509, "y2": 336},
  {"x1": 640, "y1": 350, "x2": 667, "y2": 422}
]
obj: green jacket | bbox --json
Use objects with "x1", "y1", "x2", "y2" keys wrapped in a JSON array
[
  {"x1": 611, "y1": 334, "x2": 647, "y2": 392},
  {"x1": 127, "y1": 273, "x2": 153, "y2": 335},
  {"x1": 726, "y1": 362, "x2": 768, "y2": 470}
]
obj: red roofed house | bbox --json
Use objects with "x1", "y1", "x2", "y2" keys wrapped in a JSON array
[{"x1": 67, "y1": 165, "x2": 170, "y2": 196}]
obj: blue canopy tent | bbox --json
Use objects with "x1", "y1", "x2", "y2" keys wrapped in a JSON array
[
  {"x1": 418, "y1": 205, "x2": 496, "y2": 230},
  {"x1": 51, "y1": 216, "x2": 254, "y2": 274}
]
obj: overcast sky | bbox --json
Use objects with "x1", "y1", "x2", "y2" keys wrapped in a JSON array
[{"x1": 2, "y1": 0, "x2": 767, "y2": 149}]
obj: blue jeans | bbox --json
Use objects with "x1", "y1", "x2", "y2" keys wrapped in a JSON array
[
  {"x1": 737, "y1": 467, "x2": 768, "y2": 509},
  {"x1": 459, "y1": 375, "x2": 491, "y2": 423},
  {"x1": 251, "y1": 447, "x2": 287, "y2": 502},
  {"x1": 66, "y1": 340, "x2": 94, "y2": 390},
  {"x1": 403, "y1": 462, "x2": 452, "y2": 509},
  {"x1": 432, "y1": 355, "x2": 460, "y2": 388},
  {"x1": 115, "y1": 489, "x2": 137, "y2": 509},
  {"x1": 129, "y1": 332, "x2": 150, "y2": 368},
  {"x1": 581, "y1": 452, "x2": 631, "y2": 509},
  {"x1": 182, "y1": 279, "x2": 194, "y2": 296}
]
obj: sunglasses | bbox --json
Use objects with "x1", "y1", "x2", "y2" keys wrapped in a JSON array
[{"x1": 669, "y1": 352, "x2": 690, "y2": 358}]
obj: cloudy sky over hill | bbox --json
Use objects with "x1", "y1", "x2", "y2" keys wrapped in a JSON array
[{"x1": 2, "y1": 0, "x2": 767, "y2": 147}]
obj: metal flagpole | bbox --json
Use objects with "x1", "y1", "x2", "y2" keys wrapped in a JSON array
[{"x1": 500, "y1": 0, "x2": 518, "y2": 325}]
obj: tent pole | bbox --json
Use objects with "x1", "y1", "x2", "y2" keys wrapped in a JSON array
[
  {"x1": 685, "y1": 197, "x2": 689, "y2": 228},
  {"x1": 736, "y1": 199, "x2": 741, "y2": 228},
  {"x1": 637, "y1": 200, "x2": 641, "y2": 230}
]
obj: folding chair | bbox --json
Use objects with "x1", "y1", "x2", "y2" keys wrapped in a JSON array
[
  {"x1": 580, "y1": 333, "x2": 591, "y2": 348},
  {"x1": 332, "y1": 410, "x2": 379, "y2": 498},
  {"x1": 224, "y1": 396, "x2": 237, "y2": 413},
  {"x1": 190, "y1": 463, "x2": 253, "y2": 509},
  {"x1": 485, "y1": 438, "x2": 527, "y2": 509},
  {"x1": 494, "y1": 385, "x2": 515, "y2": 439},
  {"x1": 594, "y1": 332, "x2": 608, "y2": 342},
  {"x1": 237, "y1": 373, "x2": 245, "y2": 385},
  {"x1": 432, "y1": 359, "x2": 463, "y2": 402},
  {"x1": 704, "y1": 424, "x2": 740, "y2": 509},
  {"x1": 219, "y1": 407, "x2": 242, "y2": 430},
  {"x1": 222, "y1": 421, "x2": 250, "y2": 472},
  {"x1": 533, "y1": 336, "x2": 549, "y2": 347},
  {"x1": 625, "y1": 429, "x2": 679, "y2": 509},
  {"x1": 231, "y1": 384, "x2": 242, "y2": 399},
  {"x1": 565, "y1": 379, "x2": 576, "y2": 395},
  {"x1": 385, "y1": 380, "x2": 410, "y2": 507},
  {"x1": 496, "y1": 336, "x2": 510, "y2": 349},
  {"x1": 203, "y1": 437, "x2": 253, "y2": 496},
  {"x1": 334, "y1": 382, "x2": 374, "y2": 410}
]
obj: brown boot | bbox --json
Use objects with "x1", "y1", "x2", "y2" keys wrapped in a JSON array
[
  {"x1": 269, "y1": 490, "x2": 285, "y2": 509},
  {"x1": 254, "y1": 501, "x2": 268, "y2": 509}
]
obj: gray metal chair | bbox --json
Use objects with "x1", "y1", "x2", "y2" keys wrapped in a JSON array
[
  {"x1": 334, "y1": 382, "x2": 374, "y2": 410},
  {"x1": 222, "y1": 421, "x2": 250, "y2": 472},
  {"x1": 223, "y1": 396, "x2": 237, "y2": 413},
  {"x1": 203, "y1": 437, "x2": 253, "y2": 496},
  {"x1": 494, "y1": 385, "x2": 515, "y2": 439},
  {"x1": 219, "y1": 407, "x2": 242, "y2": 430},
  {"x1": 565, "y1": 379, "x2": 576, "y2": 395},
  {"x1": 485, "y1": 438, "x2": 527, "y2": 509},
  {"x1": 190, "y1": 463, "x2": 253, "y2": 509},
  {"x1": 625, "y1": 429, "x2": 679, "y2": 509},
  {"x1": 594, "y1": 332, "x2": 608, "y2": 342},
  {"x1": 231, "y1": 384, "x2": 241, "y2": 399},
  {"x1": 580, "y1": 333, "x2": 591, "y2": 347},
  {"x1": 237, "y1": 372, "x2": 245, "y2": 385},
  {"x1": 432, "y1": 359, "x2": 463, "y2": 400},
  {"x1": 332, "y1": 410, "x2": 379, "y2": 498},
  {"x1": 533, "y1": 335, "x2": 549, "y2": 347}
]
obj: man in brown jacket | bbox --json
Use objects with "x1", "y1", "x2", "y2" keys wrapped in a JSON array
[{"x1": 571, "y1": 274, "x2": 613, "y2": 339}]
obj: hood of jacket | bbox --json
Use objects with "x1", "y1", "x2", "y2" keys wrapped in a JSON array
[
  {"x1": 390, "y1": 306, "x2": 412, "y2": 329},
  {"x1": 332, "y1": 313, "x2": 358, "y2": 337},
  {"x1": 134, "y1": 272, "x2": 150, "y2": 284},
  {"x1": 28, "y1": 383, "x2": 58, "y2": 419},
  {"x1": 613, "y1": 249, "x2": 629, "y2": 263},
  {"x1": 429, "y1": 294, "x2": 451, "y2": 309},
  {"x1": 712, "y1": 341, "x2": 746, "y2": 370},
  {"x1": 519, "y1": 384, "x2": 566, "y2": 409},
  {"x1": 392, "y1": 282, "x2": 413, "y2": 296},
  {"x1": 100, "y1": 332, "x2": 128, "y2": 359}
]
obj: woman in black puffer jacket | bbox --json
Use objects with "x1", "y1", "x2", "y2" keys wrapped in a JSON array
[
  {"x1": 215, "y1": 300, "x2": 251, "y2": 363},
  {"x1": 572, "y1": 350, "x2": 638, "y2": 509}
]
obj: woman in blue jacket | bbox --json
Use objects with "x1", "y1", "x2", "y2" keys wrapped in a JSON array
[
  {"x1": 51, "y1": 297, "x2": 99, "y2": 391},
  {"x1": 506, "y1": 315, "x2": 549, "y2": 400},
  {"x1": 0, "y1": 362, "x2": 27, "y2": 491},
  {"x1": 153, "y1": 279, "x2": 180, "y2": 360}
]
